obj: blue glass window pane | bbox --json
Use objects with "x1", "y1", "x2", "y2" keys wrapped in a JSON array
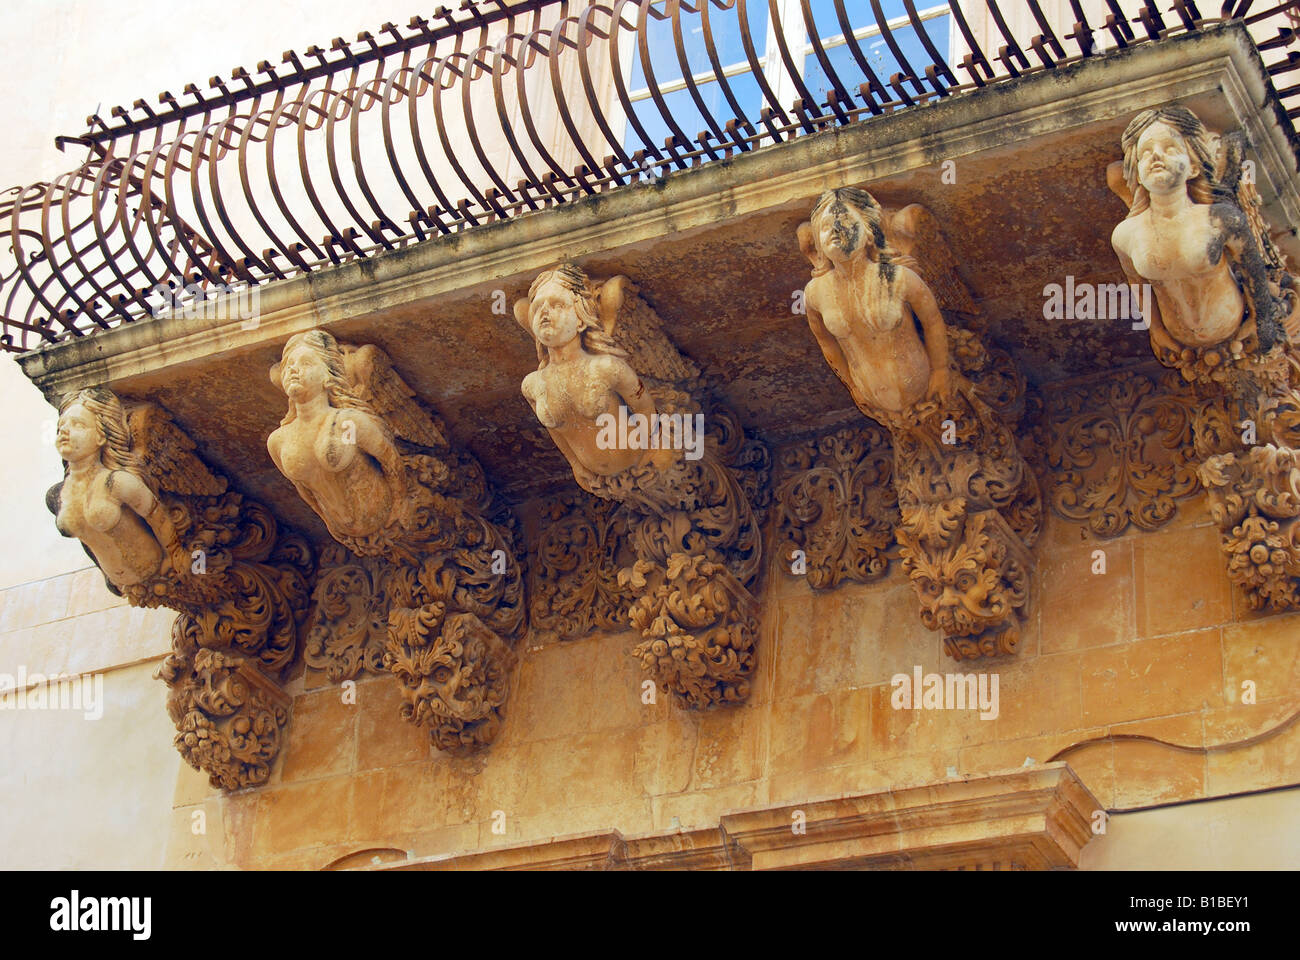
[
  {"x1": 804, "y1": 0, "x2": 917, "y2": 38},
  {"x1": 802, "y1": 16, "x2": 950, "y2": 105},
  {"x1": 623, "y1": 70, "x2": 764, "y2": 154},
  {"x1": 629, "y1": 0, "x2": 770, "y2": 90}
]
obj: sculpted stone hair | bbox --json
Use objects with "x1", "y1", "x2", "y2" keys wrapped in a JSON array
[
  {"x1": 58, "y1": 386, "x2": 143, "y2": 474},
  {"x1": 527, "y1": 263, "x2": 628, "y2": 367},
  {"x1": 1121, "y1": 106, "x2": 1216, "y2": 216},
  {"x1": 278, "y1": 329, "x2": 377, "y2": 427}
]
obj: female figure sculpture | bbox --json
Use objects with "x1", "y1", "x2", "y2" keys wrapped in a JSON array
[
  {"x1": 798, "y1": 187, "x2": 952, "y2": 417},
  {"x1": 1111, "y1": 105, "x2": 1286, "y2": 360},
  {"x1": 797, "y1": 186, "x2": 1040, "y2": 660},
  {"x1": 268, "y1": 329, "x2": 410, "y2": 542},
  {"x1": 52, "y1": 387, "x2": 184, "y2": 589},
  {"x1": 517, "y1": 264, "x2": 675, "y2": 480}
]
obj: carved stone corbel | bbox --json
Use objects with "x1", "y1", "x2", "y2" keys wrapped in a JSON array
[
  {"x1": 269, "y1": 330, "x2": 524, "y2": 752},
  {"x1": 796, "y1": 189, "x2": 1040, "y2": 659},
  {"x1": 1109, "y1": 104, "x2": 1300, "y2": 610},
  {"x1": 49, "y1": 387, "x2": 314, "y2": 789},
  {"x1": 515, "y1": 265, "x2": 769, "y2": 707}
]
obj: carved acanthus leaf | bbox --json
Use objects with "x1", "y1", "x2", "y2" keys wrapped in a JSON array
[
  {"x1": 528, "y1": 493, "x2": 634, "y2": 642},
  {"x1": 775, "y1": 424, "x2": 899, "y2": 589},
  {"x1": 1045, "y1": 370, "x2": 1201, "y2": 537}
]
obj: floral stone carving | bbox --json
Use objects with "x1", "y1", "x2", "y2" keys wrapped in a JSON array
[
  {"x1": 528, "y1": 492, "x2": 635, "y2": 642},
  {"x1": 797, "y1": 188, "x2": 1040, "y2": 659},
  {"x1": 271, "y1": 330, "x2": 524, "y2": 752},
  {"x1": 516, "y1": 265, "x2": 768, "y2": 706},
  {"x1": 1110, "y1": 104, "x2": 1300, "y2": 610},
  {"x1": 775, "y1": 423, "x2": 900, "y2": 589},
  {"x1": 1044, "y1": 370, "x2": 1200, "y2": 538},
  {"x1": 49, "y1": 386, "x2": 314, "y2": 789}
]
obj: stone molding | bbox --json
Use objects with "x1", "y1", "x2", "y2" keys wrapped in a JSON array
[{"x1": 382, "y1": 764, "x2": 1099, "y2": 871}]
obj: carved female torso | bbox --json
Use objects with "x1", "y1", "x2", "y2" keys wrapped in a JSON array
[
  {"x1": 268, "y1": 334, "x2": 406, "y2": 540},
  {"x1": 519, "y1": 273, "x2": 670, "y2": 477},
  {"x1": 56, "y1": 467, "x2": 163, "y2": 587},
  {"x1": 268, "y1": 407, "x2": 395, "y2": 538},
  {"x1": 523, "y1": 352, "x2": 650, "y2": 476},
  {"x1": 54, "y1": 397, "x2": 169, "y2": 588},
  {"x1": 807, "y1": 263, "x2": 934, "y2": 414},
  {"x1": 1114, "y1": 202, "x2": 1244, "y2": 346}
]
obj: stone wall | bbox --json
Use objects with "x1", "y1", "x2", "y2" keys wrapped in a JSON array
[{"x1": 143, "y1": 403, "x2": 1300, "y2": 868}]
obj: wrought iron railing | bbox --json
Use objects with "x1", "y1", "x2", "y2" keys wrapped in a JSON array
[{"x1": 2, "y1": 0, "x2": 1298, "y2": 353}]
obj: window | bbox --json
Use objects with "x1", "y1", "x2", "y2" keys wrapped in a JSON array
[{"x1": 623, "y1": 0, "x2": 952, "y2": 153}]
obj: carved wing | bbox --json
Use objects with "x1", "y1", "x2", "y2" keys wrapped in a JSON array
[
  {"x1": 1216, "y1": 133, "x2": 1287, "y2": 273},
  {"x1": 1215, "y1": 132, "x2": 1298, "y2": 342},
  {"x1": 597, "y1": 276, "x2": 700, "y2": 384},
  {"x1": 126, "y1": 404, "x2": 227, "y2": 497},
  {"x1": 341, "y1": 342, "x2": 447, "y2": 449},
  {"x1": 885, "y1": 204, "x2": 978, "y2": 317}
]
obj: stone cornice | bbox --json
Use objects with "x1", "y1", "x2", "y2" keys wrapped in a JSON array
[{"x1": 381, "y1": 764, "x2": 1100, "y2": 871}]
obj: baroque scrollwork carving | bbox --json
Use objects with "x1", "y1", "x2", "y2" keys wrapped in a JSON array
[
  {"x1": 1110, "y1": 104, "x2": 1300, "y2": 610},
  {"x1": 798, "y1": 189, "x2": 1040, "y2": 659},
  {"x1": 161, "y1": 629, "x2": 292, "y2": 790},
  {"x1": 516, "y1": 265, "x2": 768, "y2": 706},
  {"x1": 775, "y1": 424, "x2": 899, "y2": 589},
  {"x1": 271, "y1": 330, "x2": 524, "y2": 752},
  {"x1": 1045, "y1": 370, "x2": 1200, "y2": 537},
  {"x1": 49, "y1": 387, "x2": 314, "y2": 789},
  {"x1": 528, "y1": 493, "x2": 635, "y2": 642}
]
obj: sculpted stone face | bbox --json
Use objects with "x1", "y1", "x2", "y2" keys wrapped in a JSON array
[
  {"x1": 815, "y1": 197, "x2": 866, "y2": 267},
  {"x1": 279, "y1": 339, "x2": 329, "y2": 404},
  {"x1": 55, "y1": 403, "x2": 103, "y2": 463},
  {"x1": 1133, "y1": 121, "x2": 1193, "y2": 196},
  {"x1": 528, "y1": 279, "x2": 581, "y2": 350}
]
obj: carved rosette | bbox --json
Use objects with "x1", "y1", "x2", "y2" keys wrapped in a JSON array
[
  {"x1": 1045, "y1": 370, "x2": 1200, "y2": 537},
  {"x1": 775, "y1": 424, "x2": 899, "y2": 589},
  {"x1": 528, "y1": 493, "x2": 634, "y2": 642}
]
